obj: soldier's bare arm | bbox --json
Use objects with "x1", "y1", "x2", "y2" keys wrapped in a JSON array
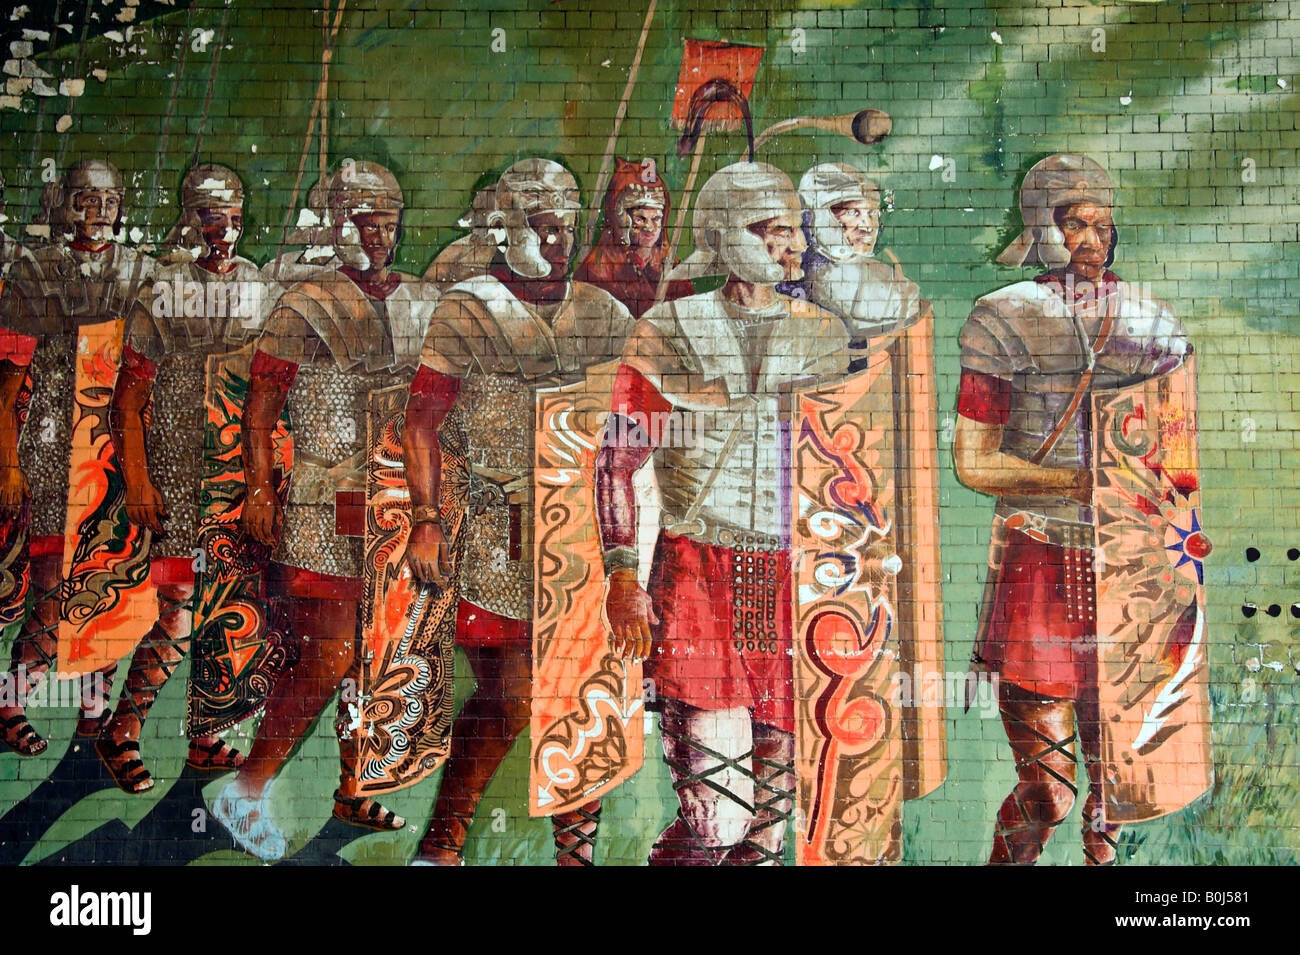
[
  {"x1": 403, "y1": 365, "x2": 460, "y2": 588},
  {"x1": 596, "y1": 356, "x2": 668, "y2": 662},
  {"x1": 403, "y1": 296, "x2": 478, "y2": 587},
  {"x1": 954, "y1": 415, "x2": 1090, "y2": 503},
  {"x1": 240, "y1": 341, "x2": 295, "y2": 546},
  {"x1": 110, "y1": 354, "x2": 167, "y2": 535}
]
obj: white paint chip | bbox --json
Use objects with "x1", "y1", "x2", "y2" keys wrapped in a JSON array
[
  {"x1": 990, "y1": 31, "x2": 1002, "y2": 44},
  {"x1": 129, "y1": 226, "x2": 144, "y2": 243},
  {"x1": 59, "y1": 78, "x2": 85, "y2": 97},
  {"x1": 928, "y1": 154, "x2": 945, "y2": 170},
  {"x1": 10, "y1": 41, "x2": 33, "y2": 57},
  {"x1": 92, "y1": 68, "x2": 107, "y2": 82},
  {"x1": 1119, "y1": 95, "x2": 1132, "y2": 105},
  {"x1": 9, "y1": 6, "x2": 28, "y2": 22},
  {"x1": 1279, "y1": 78, "x2": 1288, "y2": 88},
  {"x1": 55, "y1": 113, "x2": 71, "y2": 132},
  {"x1": 103, "y1": 30, "x2": 125, "y2": 42},
  {"x1": 21, "y1": 29, "x2": 48, "y2": 41}
]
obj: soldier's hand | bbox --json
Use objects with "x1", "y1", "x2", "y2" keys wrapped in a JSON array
[
  {"x1": 0, "y1": 466, "x2": 27, "y2": 519},
  {"x1": 407, "y1": 520, "x2": 453, "y2": 588},
  {"x1": 124, "y1": 478, "x2": 168, "y2": 536},
  {"x1": 605, "y1": 569, "x2": 658, "y2": 662},
  {"x1": 242, "y1": 485, "x2": 282, "y2": 546}
]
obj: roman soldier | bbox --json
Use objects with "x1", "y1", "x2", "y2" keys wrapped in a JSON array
[
  {"x1": 403, "y1": 158, "x2": 634, "y2": 865},
  {"x1": 0, "y1": 159, "x2": 153, "y2": 755},
  {"x1": 595, "y1": 162, "x2": 850, "y2": 864},
  {"x1": 789, "y1": 162, "x2": 921, "y2": 361},
  {"x1": 96, "y1": 163, "x2": 275, "y2": 792},
  {"x1": 210, "y1": 161, "x2": 435, "y2": 861},
  {"x1": 574, "y1": 158, "x2": 694, "y2": 319},
  {"x1": 954, "y1": 155, "x2": 1193, "y2": 864}
]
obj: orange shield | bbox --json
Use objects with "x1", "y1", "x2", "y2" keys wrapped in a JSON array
[
  {"x1": 355, "y1": 384, "x2": 458, "y2": 795},
  {"x1": 57, "y1": 319, "x2": 156, "y2": 676},
  {"x1": 789, "y1": 323, "x2": 947, "y2": 866},
  {"x1": 1092, "y1": 356, "x2": 1212, "y2": 821},
  {"x1": 188, "y1": 344, "x2": 295, "y2": 736},
  {"x1": 529, "y1": 363, "x2": 645, "y2": 816}
]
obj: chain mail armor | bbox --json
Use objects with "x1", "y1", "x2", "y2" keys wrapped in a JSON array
[
  {"x1": 129, "y1": 257, "x2": 275, "y2": 559},
  {"x1": 258, "y1": 268, "x2": 434, "y2": 578},
  {"x1": 0, "y1": 242, "x2": 153, "y2": 537},
  {"x1": 419, "y1": 273, "x2": 633, "y2": 620}
]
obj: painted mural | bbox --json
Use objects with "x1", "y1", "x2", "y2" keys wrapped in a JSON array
[{"x1": 0, "y1": 0, "x2": 1291, "y2": 870}]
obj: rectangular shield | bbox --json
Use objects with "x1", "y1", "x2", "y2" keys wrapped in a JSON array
[
  {"x1": 885, "y1": 305, "x2": 946, "y2": 800},
  {"x1": 57, "y1": 318, "x2": 156, "y2": 676},
  {"x1": 790, "y1": 353, "x2": 904, "y2": 865},
  {"x1": 0, "y1": 358, "x2": 31, "y2": 628},
  {"x1": 354, "y1": 384, "x2": 457, "y2": 795},
  {"x1": 530, "y1": 361, "x2": 645, "y2": 817},
  {"x1": 1092, "y1": 356, "x2": 1212, "y2": 822},
  {"x1": 187, "y1": 344, "x2": 295, "y2": 737}
]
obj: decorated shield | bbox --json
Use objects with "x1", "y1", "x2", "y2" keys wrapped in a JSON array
[
  {"x1": 187, "y1": 344, "x2": 295, "y2": 737},
  {"x1": 0, "y1": 362, "x2": 31, "y2": 628},
  {"x1": 790, "y1": 352, "x2": 912, "y2": 865},
  {"x1": 57, "y1": 318, "x2": 156, "y2": 675},
  {"x1": 529, "y1": 361, "x2": 645, "y2": 816},
  {"x1": 1092, "y1": 355, "x2": 1212, "y2": 822},
  {"x1": 354, "y1": 383, "x2": 458, "y2": 795}
]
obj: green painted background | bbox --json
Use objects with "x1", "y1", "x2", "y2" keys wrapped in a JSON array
[{"x1": 1, "y1": 0, "x2": 1297, "y2": 865}]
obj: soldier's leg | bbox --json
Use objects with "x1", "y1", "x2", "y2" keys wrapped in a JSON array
[
  {"x1": 94, "y1": 579, "x2": 243, "y2": 791},
  {"x1": 727, "y1": 719, "x2": 795, "y2": 866},
  {"x1": 1, "y1": 553, "x2": 116, "y2": 752},
  {"x1": 1076, "y1": 688, "x2": 1121, "y2": 865},
  {"x1": 212, "y1": 593, "x2": 384, "y2": 861},
  {"x1": 553, "y1": 799, "x2": 603, "y2": 867},
  {"x1": 649, "y1": 699, "x2": 756, "y2": 866},
  {"x1": 415, "y1": 639, "x2": 531, "y2": 864},
  {"x1": 988, "y1": 681, "x2": 1079, "y2": 865}
]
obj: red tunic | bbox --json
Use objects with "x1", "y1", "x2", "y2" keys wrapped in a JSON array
[
  {"x1": 959, "y1": 368, "x2": 1095, "y2": 699},
  {"x1": 645, "y1": 532, "x2": 795, "y2": 733}
]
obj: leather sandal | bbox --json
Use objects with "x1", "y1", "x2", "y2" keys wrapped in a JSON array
[
  {"x1": 0, "y1": 713, "x2": 47, "y2": 757},
  {"x1": 94, "y1": 737, "x2": 155, "y2": 794},
  {"x1": 186, "y1": 738, "x2": 246, "y2": 772},
  {"x1": 332, "y1": 790, "x2": 406, "y2": 832}
]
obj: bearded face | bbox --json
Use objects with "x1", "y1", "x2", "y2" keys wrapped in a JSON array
[
  {"x1": 1054, "y1": 201, "x2": 1114, "y2": 278},
  {"x1": 197, "y1": 205, "x2": 243, "y2": 262},
  {"x1": 335, "y1": 208, "x2": 401, "y2": 272},
  {"x1": 526, "y1": 211, "x2": 576, "y2": 281},
  {"x1": 71, "y1": 189, "x2": 121, "y2": 246},
  {"x1": 748, "y1": 211, "x2": 807, "y2": 282},
  {"x1": 831, "y1": 197, "x2": 881, "y2": 257}
]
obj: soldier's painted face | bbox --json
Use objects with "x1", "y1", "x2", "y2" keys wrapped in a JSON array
[
  {"x1": 831, "y1": 197, "x2": 881, "y2": 256},
  {"x1": 528, "y1": 211, "x2": 576, "y2": 280},
  {"x1": 749, "y1": 212, "x2": 807, "y2": 281},
  {"x1": 1054, "y1": 201, "x2": 1113, "y2": 275},
  {"x1": 197, "y1": 205, "x2": 243, "y2": 256},
  {"x1": 627, "y1": 206, "x2": 664, "y2": 252},
  {"x1": 72, "y1": 189, "x2": 121, "y2": 244},
  {"x1": 351, "y1": 210, "x2": 401, "y2": 269}
]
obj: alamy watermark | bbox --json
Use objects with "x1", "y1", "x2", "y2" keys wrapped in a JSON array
[
  {"x1": 0, "y1": 666, "x2": 108, "y2": 710},
  {"x1": 891, "y1": 668, "x2": 1001, "y2": 719}
]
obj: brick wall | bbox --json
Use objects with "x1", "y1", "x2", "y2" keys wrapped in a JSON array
[{"x1": 0, "y1": 0, "x2": 1295, "y2": 867}]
